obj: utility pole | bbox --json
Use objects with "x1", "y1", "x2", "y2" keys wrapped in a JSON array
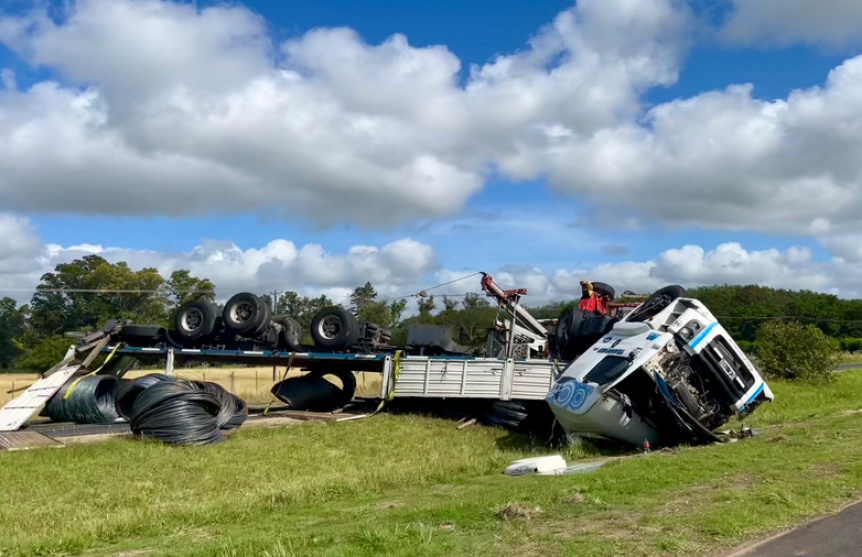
[{"x1": 270, "y1": 290, "x2": 280, "y2": 314}]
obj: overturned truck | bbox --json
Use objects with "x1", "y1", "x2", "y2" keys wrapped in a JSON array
[{"x1": 545, "y1": 286, "x2": 774, "y2": 448}]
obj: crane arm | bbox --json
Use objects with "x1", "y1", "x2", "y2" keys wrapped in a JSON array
[{"x1": 479, "y1": 272, "x2": 549, "y2": 338}]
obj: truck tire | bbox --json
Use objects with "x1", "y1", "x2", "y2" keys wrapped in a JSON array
[
  {"x1": 553, "y1": 306, "x2": 581, "y2": 360},
  {"x1": 270, "y1": 369, "x2": 357, "y2": 411},
  {"x1": 222, "y1": 292, "x2": 267, "y2": 335},
  {"x1": 627, "y1": 285, "x2": 687, "y2": 323},
  {"x1": 173, "y1": 300, "x2": 218, "y2": 341},
  {"x1": 250, "y1": 302, "x2": 272, "y2": 338},
  {"x1": 310, "y1": 306, "x2": 359, "y2": 351},
  {"x1": 276, "y1": 316, "x2": 303, "y2": 351},
  {"x1": 117, "y1": 325, "x2": 166, "y2": 344},
  {"x1": 591, "y1": 281, "x2": 616, "y2": 300}
]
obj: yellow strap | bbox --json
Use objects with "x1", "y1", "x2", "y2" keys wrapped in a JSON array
[
  {"x1": 63, "y1": 344, "x2": 120, "y2": 400},
  {"x1": 373, "y1": 350, "x2": 401, "y2": 414}
]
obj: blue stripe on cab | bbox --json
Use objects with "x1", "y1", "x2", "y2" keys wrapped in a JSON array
[{"x1": 689, "y1": 322, "x2": 717, "y2": 349}]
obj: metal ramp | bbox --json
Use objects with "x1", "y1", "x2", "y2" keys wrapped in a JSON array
[
  {"x1": 0, "y1": 431, "x2": 64, "y2": 451},
  {"x1": 0, "y1": 364, "x2": 81, "y2": 432}
]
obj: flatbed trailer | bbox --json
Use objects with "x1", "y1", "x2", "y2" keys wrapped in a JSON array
[
  {"x1": 98, "y1": 344, "x2": 563, "y2": 403},
  {"x1": 0, "y1": 274, "x2": 634, "y2": 434},
  {"x1": 0, "y1": 329, "x2": 564, "y2": 433}
]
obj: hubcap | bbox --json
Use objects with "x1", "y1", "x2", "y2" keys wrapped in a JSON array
[
  {"x1": 318, "y1": 315, "x2": 342, "y2": 339},
  {"x1": 181, "y1": 307, "x2": 203, "y2": 332},
  {"x1": 230, "y1": 301, "x2": 254, "y2": 324}
]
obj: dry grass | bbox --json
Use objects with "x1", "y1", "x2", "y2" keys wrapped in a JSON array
[{"x1": 0, "y1": 368, "x2": 383, "y2": 407}]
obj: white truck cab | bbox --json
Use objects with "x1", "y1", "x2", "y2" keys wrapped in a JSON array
[{"x1": 546, "y1": 286, "x2": 774, "y2": 448}]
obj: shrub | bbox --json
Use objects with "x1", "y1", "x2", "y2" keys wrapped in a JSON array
[
  {"x1": 14, "y1": 336, "x2": 75, "y2": 373},
  {"x1": 755, "y1": 320, "x2": 841, "y2": 383}
]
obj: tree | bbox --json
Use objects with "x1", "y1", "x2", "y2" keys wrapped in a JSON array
[
  {"x1": 350, "y1": 282, "x2": 377, "y2": 314},
  {"x1": 388, "y1": 298, "x2": 408, "y2": 326},
  {"x1": 463, "y1": 292, "x2": 490, "y2": 310},
  {"x1": 14, "y1": 335, "x2": 75, "y2": 373},
  {"x1": 29, "y1": 255, "x2": 168, "y2": 335},
  {"x1": 275, "y1": 291, "x2": 336, "y2": 343},
  {"x1": 161, "y1": 269, "x2": 215, "y2": 309},
  {"x1": 755, "y1": 320, "x2": 841, "y2": 383},
  {"x1": 0, "y1": 298, "x2": 26, "y2": 369},
  {"x1": 417, "y1": 295, "x2": 436, "y2": 321}
]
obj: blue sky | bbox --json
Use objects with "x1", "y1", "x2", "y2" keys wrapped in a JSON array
[{"x1": 2, "y1": 0, "x2": 862, "y2": 303}]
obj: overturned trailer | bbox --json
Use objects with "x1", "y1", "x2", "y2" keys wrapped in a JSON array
[{"x1": 545, "y1": 286, "x2": 774, "y2": 448}]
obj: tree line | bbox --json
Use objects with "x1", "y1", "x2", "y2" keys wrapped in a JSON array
[{"x1": 2, "y1": 255, "x2": 862, "y2": 371}]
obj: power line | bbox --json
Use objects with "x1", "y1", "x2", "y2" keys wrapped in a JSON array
[{"x1": 385, "y1": 272, "x2": 484, "y2": 301}]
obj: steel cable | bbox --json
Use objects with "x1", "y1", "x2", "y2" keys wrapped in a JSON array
[
  {"x1": 189, "y1": 380, "x2": 235, "y2": 429},
  {"x1": 224, "y1": 393, "x2": 248, "y2": 430},
  {"x1": 115, "y1": 374, "x2": 175, "y2": 420},
  {"x1": 44, "y1": 375, "x2": 121, "y2": 424},
  {"x1": 46, "y1": 373, "x2": 248, "y2": 445},
  {"x1": 129, "y1": 380, "x2": 226, "y2": 445}
]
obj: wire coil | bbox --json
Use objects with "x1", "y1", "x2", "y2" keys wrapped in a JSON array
[
  {"x1": 44, "y1": 375, "x2": 121, "y2": 424},
  {"x1": 46, "y1": 373, "x2": 248, "y2": 445}
]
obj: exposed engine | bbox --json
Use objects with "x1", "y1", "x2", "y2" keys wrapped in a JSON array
[{"x1": 644, "y1": 340, "x2": 729, "y2": 432}]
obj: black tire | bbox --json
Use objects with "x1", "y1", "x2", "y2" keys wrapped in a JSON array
[
  {"x1": 591, "y1": 281, "x2": 616, "y2": 300},
  {"x1": 117, "y1": 325, "x2": 166, "y2": 343},
  {"x1": 173, "y1": 300, "x2": 218, "y2": 341},
  {"x1": 222, "y1": 292, "x2": 266, "y2": 335},
  {"x1": 310, "y1": 306, "x2": 359, "y2": 351},
  {"x1": 553, "y1": 306, "x2": 582, "y2": 359},
  {"x1": 270, "y1": 369, "x2": 357, "y2": 411},
  {"x1": 250, "y1": 302, "x2": 272, "y2": 338},
  {"x1": 277, "y1": 316, "x2": 303, "y2": 351},
  {"x1": 627, "y1": 285, "x2": 687, "y2": 322},
  {"x1": 555, "y1": 306, "x2": 616, "y2": 360}
]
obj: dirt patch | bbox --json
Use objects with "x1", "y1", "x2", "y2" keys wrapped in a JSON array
[
  {"x1": 496, "y1": 502, "x2": 543, "y2": 521},
  {"x1": 242, "y1": 416, "x2": 302, "y2": 428},
  {"x1": 560, "y1": 491, "x2": 586, "y2": 505},
  {"x1": 109, "y1": 550, "x2": 155, "y2": 557},
  {"x1": 810, "y1": 463, "x2": 842, "y2": 476}
]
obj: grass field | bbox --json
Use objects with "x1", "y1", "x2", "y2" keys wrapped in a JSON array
[{"x1": 2, "y1": 371, "x2": 862, "y2": 557}]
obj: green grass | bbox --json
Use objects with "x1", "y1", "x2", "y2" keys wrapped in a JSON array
[{"x1": 3, "y1": 373, "x2": 862, "y2": 557}]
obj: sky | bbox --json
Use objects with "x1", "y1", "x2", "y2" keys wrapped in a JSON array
[{"x1": 1, "y1": 0, "x2": 862, "y2": 310}]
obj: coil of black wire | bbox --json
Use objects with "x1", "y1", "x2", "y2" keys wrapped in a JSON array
[
  {"x1": 129, "y1": 380, "x2": 227, "y2": 446},
  {"x1": 44, "y1": 375, "x2": 121, "y2": 424},
  {"x1": 115, "y1": 373, "x2": 175, "y2": 420}
]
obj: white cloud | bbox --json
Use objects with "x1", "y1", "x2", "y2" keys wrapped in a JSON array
[
  {"x1": 536, "y1": 54, "x2": 862, "y2": 253},
  {"x1": 0, "y1": 0, "x2": 861, "y2": 274},
  {"x1": 1, "y1": 215, "x2": 860, "y2": 315},
  {"x1": 0, "y1": 0, "x2": 689, "y2": 227},
  {"x1": 719, "y1": 0, "x2": 862, "y2": 48}
]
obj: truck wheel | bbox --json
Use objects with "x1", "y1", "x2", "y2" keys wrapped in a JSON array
[
  {"x1": 117, "y1": 325, "x2": 166, "y2": 344},
  {"x1": 277, "y1": 316, "x2": 303, "y2": 351},
  {"x1": 591, "y1": 281, "x2": 616, "y2": 300},
  {"x1": 250, "y1": 302, "x2": 272, "y2": 338},
  {"x1": 222, "y1": 292, "x2": 266, "y2": 335},
  {"x1": 173, "y1": 300, "x2": 218, "y2": 341},
  {"x1": 627, "y1": 285, "x2": 687, "y2": 322},
  {"x1": 310, "y1": 306, "x2": 359, "y2": 351},
  {"x1": 554, "y1": 306, "x2": 586, "y2": 360},
  {"x1": 270, "y1": 369, "x2": 357, "y2": 411}
]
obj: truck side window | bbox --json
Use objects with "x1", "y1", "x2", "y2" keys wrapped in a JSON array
[{"x1": 583, "y1": 356, "x2": 630, "y2": 385}]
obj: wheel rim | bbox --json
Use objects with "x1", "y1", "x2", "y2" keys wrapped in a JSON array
[
  {"x1": 230, "y1": 301, "x2": 254, "y2": 324},
  {"x1": 317, "y1": 316, "x2": 342, "y2": 339},
  {"x1": 181, "y1": 307, "x2": 203, "y2": 332}
]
